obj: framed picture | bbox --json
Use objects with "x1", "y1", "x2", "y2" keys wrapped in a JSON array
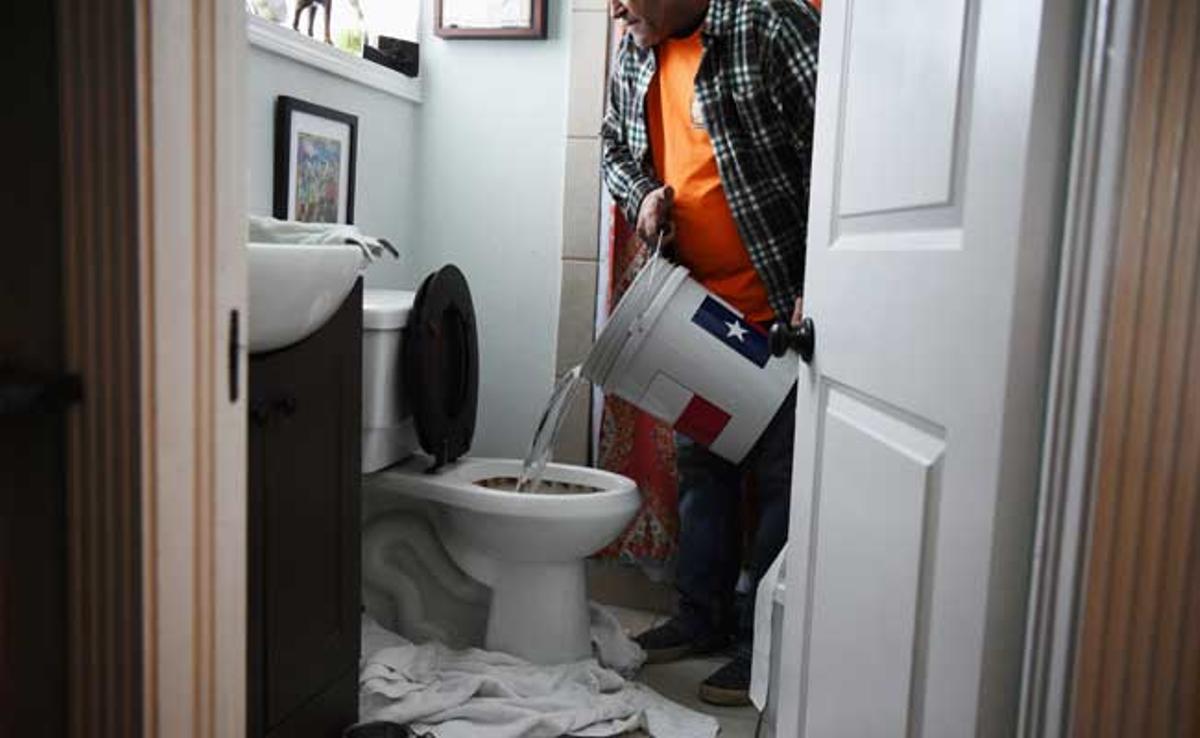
[
  {"x1": 273, "y1": 96, "x2": 358, "y2": 224},
  {"x1": 435, "y1": 0, "x2": 548, "y2": 39}
]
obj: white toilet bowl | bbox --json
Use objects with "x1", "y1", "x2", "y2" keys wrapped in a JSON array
[
  {"x1": 364, "y1": 457, "x2": 640, "y2": 664},
  {"x1": 359, "y1": 268, "x2": 640, "y2": 665}
]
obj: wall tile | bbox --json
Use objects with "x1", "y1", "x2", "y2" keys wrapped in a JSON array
[
  {"x1": 562, "y1": 138, "x2": 602, "y2": 260},
  {"x1": 587, "y1": 560, "x2": 678, "y2": 614},
  {"x1": 553, "y1": 380, "x2": 592, "y2": 465},
  {"x1": 556, "y1": 259, "x2": 599, "y2": 374},
  {"x1": 566, "y1": 10, "x2": 610, "y2": 137}
]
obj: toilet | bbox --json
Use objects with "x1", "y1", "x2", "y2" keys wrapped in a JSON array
[{"x1": 359, "y1": 265, "x2": 641, "y2": 665}]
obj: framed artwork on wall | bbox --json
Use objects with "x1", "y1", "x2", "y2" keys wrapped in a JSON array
[
  {"x1": 435, "y1": 0, "x2": 548, "y2": 39},
  {"x1": 273, "y1": 96, "x2": 358, "y2": 224}
]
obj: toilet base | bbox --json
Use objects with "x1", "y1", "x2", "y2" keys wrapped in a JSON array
[{"x1": 485, "y1": 560, "x2": 590, "y2": 665}]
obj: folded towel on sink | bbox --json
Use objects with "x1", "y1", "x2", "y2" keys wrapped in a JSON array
[
  {"x1": 358, "y1": 616, "x2": 718, "y2": 738},
  {"x1": 248, "y1": 215, "x2": 399, "y2": 261}
]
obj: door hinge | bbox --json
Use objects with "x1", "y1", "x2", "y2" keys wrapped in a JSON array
[{"x1": 229, "y1": 309, "x2": 241, "y2": 403}]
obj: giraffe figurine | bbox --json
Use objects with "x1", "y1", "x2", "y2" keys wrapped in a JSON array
[{"x1": 293, "y1": 0, "x2": 333, "y2": 44}]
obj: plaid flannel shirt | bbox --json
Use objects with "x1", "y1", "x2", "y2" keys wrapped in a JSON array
[{"x1": 601, "y1": 0, "x2": 820, "y2": 320}]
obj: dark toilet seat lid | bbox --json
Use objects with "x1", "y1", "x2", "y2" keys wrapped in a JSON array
[{"x1": 403, "y1": 264, "x2": 479, "y2": 470}]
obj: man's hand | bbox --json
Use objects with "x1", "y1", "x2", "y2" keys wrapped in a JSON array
[
  {"x1": 637, "y1": 185, "x2": 677, "y2": 247},
  {"x1": 790, "y1": 296, "x2": 804, "y2": 327}
]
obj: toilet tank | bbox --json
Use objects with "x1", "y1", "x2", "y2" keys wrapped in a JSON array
[{"x1": 362, "y1": 289, "x2": 419, "y2": 473}]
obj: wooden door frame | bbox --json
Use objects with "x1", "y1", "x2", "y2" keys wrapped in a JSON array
[
  {"x1": 1068, "y1": 0, "x2": 1200, "y2": 730},
  {"x1": 1016, "y1": 0, "x2": 1140, "y2": 734},
  {"x1": 136, "y1": 0, "x2": 247, "y2": 735}
]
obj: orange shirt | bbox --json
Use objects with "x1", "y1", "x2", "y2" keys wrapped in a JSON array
[{"x1": 647, "y1": 30, "x2": 775, "y2": 324}]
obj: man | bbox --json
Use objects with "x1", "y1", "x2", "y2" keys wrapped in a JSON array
[{"x1": 601, "y1": 0, "x2": 819, "y2": 707}]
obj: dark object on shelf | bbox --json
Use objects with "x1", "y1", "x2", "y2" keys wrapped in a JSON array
[
  {"x1": 365, "y1": 36, "x2": 419, "y2": 78},
  {"x1": 294, "y1": 0, "x2": 333, "y2": 44},
  {"x1": 343, "y1": 722, "x2": 413, "y2": 738},
  {"x1": 274, "y1": 96, "x2": 359, "y2": 225},
  {"x1": 435, "y1": 0, "x2": 548, "y2": 39},
  {"x1": 768, "y1": 317, "x2": 816, "y2": 363},
  {"x1": 248, "y1": 281, "x2": 363, "y2": 737}
]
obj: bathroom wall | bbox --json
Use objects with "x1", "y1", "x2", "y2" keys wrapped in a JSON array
[
  {"x1": 555, "y1": 1, "x2": 611, "y2": 465},
  {"x1": 245, "y1": 45, "x2": 418, "y2": 289},
  {"x1": 411, "y1": 1, "x2": 572, "y2": 457},
  {"x1": 248, "y1": 6, "x2": 576, "y2": 459}
]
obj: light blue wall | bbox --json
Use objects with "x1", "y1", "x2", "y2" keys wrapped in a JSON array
[
  {"x1": 246, "y1": 6, "x2": 572, "y2": 458},
  {"x1": 246, "y1": 44, "x2": 419, "y2": 290},
  {"x1": 411, "y1": 2, "x2": 570, "y2": 457}
]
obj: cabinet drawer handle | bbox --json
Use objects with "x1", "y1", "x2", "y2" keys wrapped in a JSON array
[
  {"x1": 250, "y1": 395, "x2": 297, "y2": 426},
  {"x1": 274, "y1": 396, "x2": 297, "y2": 418},
  {"x1": 250, "y1": 400, "x2": 271, "y2": 426}
]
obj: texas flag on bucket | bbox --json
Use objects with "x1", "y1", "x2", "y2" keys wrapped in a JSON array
[
  {"x1": 650, "y1": 297, "x2": 770, "y2": 447},
  {"x1": 674, "y1": 393, "x2": 732, "y2": 447},
  {"x1": 690, "y1": 296, "x2": 771, "y2": 368}
]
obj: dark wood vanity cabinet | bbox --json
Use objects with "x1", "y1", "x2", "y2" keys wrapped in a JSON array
[{"x1": 248, "y1": 280, "x2": 363, "y2": 738}]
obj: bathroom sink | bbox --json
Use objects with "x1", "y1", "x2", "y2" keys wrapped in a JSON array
[{"x1": 247, "y1": 241, "x2": 366, "y2": 353}]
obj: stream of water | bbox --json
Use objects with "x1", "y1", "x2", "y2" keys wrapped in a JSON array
[
  {"x1": 514, "y1": 364, "x2": 587, "y2": 493},
  {"x1": 513, "y1": 233, "x2": 669, "y2": 493}
]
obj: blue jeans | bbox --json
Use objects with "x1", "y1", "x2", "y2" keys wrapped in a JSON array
[{"x1": 673, "y1": 386, "x2": 796, "y2": 649}]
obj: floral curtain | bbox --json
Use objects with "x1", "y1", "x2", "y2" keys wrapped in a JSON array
[{"x1": 594, "y1": 208, "x2": 680, "y2": 565}]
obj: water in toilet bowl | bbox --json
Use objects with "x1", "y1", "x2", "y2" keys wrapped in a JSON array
[
  {"x1": 478, "y1": 476, "x2": 601, "y2": 494},
  {"x1": 515, "y1": 364, "x2": 587, "y2": 493}
]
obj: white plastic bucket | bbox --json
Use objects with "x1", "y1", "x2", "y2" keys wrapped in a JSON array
[{"x1": 583, "y1": 255, "x2": 797, "y2": 463}]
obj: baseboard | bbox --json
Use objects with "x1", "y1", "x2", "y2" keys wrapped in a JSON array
[{"x1": 586, "y1": 559, "x2": 677, "y2": 615}]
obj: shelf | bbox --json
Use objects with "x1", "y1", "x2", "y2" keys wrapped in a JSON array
[{"x1": 247, "y1": 15, "x2": 422, "y2": 104}]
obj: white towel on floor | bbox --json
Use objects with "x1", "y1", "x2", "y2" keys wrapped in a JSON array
[
  {"x1": 359, "y1": 617, "x2": 717, "y2": 738},
  {"x1": 588, "y1": 603, "x2": 646, "y2": 678}
]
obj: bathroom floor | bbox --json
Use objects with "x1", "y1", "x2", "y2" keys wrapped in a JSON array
[{"x1": 608, "y1": 606, "x2": 762, "y2": 738}]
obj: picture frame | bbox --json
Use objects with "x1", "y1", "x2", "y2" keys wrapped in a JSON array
[
  {"x1": 273, "y1": 96, "x2": 358, "y2": 224},
  {"x1": 435, "y1": 0, "x2": 548, "y2": 39}
]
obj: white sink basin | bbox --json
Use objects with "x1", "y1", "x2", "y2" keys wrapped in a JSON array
[{"x1": 248, "y1": 241, "x2": 366, "y2": 354}]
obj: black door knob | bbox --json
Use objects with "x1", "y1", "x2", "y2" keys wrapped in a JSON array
[{"x1": 769, "y1": 317, "x2": 816, "y2": 363}]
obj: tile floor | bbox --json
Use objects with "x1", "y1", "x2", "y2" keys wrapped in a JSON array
[{"x1": 607, "y1": 606, "x2": 762, "y2": 738}]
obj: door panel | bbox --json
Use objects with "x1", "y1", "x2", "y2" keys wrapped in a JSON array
[
  {"x1": 838, "y1": 0, "x2": 970, "y2": 217},
  {"x1": 264, "y1": 355, "x2": 353, "y2": 725},
  {"x1": 0, "y1": 414, "x2": 66, "y2": 738},
  {"x1": 249, "y1": 281, "x2": 362, "y2": 735},
  {"x1": 248, "y1": 400, "x2": 267, "y2": 738},
  {"x1": 805, "y1": 387, "x2": 944, "y2": 737},
  {"x1": 1, "y1": 2, "x2": 65, "y2": 734},
  {"x1": 778, "y1": 0, "x2": 1080, "y2": 733}
]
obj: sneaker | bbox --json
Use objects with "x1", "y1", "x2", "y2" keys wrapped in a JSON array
[
  {"x1": 698, "y1": 652, "x2": 752, "y2": 707},
  {"x1": 634, "y1": 618, "x2": 728, "y2": 665}
]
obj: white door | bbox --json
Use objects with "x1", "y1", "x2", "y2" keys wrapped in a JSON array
[{"x1": 775, "y1": 0, "x2": 1079, "y2": 735}]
